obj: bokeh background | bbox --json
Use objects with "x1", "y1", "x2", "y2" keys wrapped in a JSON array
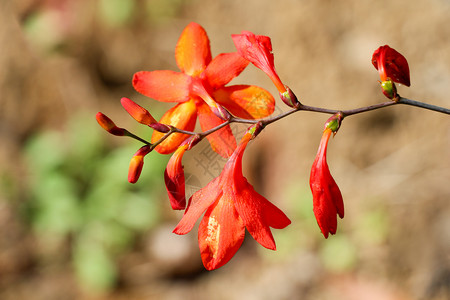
[{"x1": 1, "y1": 0, "x2": 449, "y2": 299}]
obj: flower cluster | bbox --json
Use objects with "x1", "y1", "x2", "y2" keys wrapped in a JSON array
[{"x1": 97, "y1": 22, "x2": 413, "y2": 270}]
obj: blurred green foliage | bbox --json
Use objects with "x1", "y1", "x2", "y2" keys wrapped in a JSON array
[
  {"x1": 24, "y1": 112, "x2": 168, "y2": 291},
  {"x1": 145, "y1": 0, "x2": 185, "y2": 23},
  {"x1": 99, "y1": 0, "x2": 135, "y2": 27}
]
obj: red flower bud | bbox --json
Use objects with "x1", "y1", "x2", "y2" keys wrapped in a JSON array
[
  {"x1": 120, "y1": 97, "x2": 157, "y2": 125},
  {"x1": 279, "y1": 86, "x2": 300, "y2": 108},
  {"x1": 96, "y1": 112, "x2": 126, "y2": 136},
  {"x1": 324, "y1": 112, "x2": 344, "y2": 133},
  {"x1": 128, "y1": 145, "x2": 152, "y2": 183}
]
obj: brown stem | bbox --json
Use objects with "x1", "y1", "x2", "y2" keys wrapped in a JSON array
[{"x1": 124, "y1": 96, "x2": 449, "y2": 146}]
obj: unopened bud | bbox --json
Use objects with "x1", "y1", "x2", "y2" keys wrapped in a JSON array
[
  {"x1": 121, "y1": 97, "x2": 157, "y2": 125},
  {"x1": 324, "y1": 112, "x2": 344, "y2": 134},
  {"x1": 247, "y1": 122, "x2": 265, "y2": 140},
  {"x1": 279, "y1": 86, "x2": 300, "y2": 108},
  {"x1": 96, "y1": 112, "x2": 126, "y2": 136},
  {"x1": 380, "y1": 80, "x2": 397, "y2": 100},
  {"x1": 128, "y1": 145, "x2": 152, "y2": 183}
]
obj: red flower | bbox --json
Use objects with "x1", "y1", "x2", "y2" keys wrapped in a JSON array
[
  {"x1": 133, "y1": 22, "x2": 275, "y2": 158},
  {"x1": 372, "y1": 45, "x2": 410, "y2": 98},
  {"x1": 232, "y1": 31, "x2": 298, "y2": 107},
  {"x1": 372, "y1": 45, "x2": 410, "y2": 86},
  {"x1": 310, "y1": 127, "x2": 344, "y2": 238},
  {"x1": 173, "y1": 126, "x2": 291, "y2": 270}
]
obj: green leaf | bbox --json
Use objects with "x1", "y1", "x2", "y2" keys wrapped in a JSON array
[
  {"x1": 320, "y1": 235, "x2": 357, "y2": 272},
  {"x1": 73, "y1": 239, "x2": 117, "y2": 291}
]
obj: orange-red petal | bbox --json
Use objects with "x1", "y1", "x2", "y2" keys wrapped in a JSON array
[
  {"x1": 204, "y1": 52, "x2": 249, "y2": 89},
  {"x1": 198, "y1": 196, "x2": 245, "y2": 270},
  {"x1": 196, "y1": 101, "x2": 236, "y2": 158},
  {"x1": 175, "y1": 22, "x2": 212, "y2": 77},
  {"x1": 232, "y1": 31, "x2": 285, "y2": 93},
  {"x1": 235, "y1": 182, "x2": 290, "y2": 250},
  {"x1": 173, "y1": 177, "x2": 221, "y2": 235},
  {"x1": 165, "y1": 145, "x2": 188, "y2": 210},
  {"x1": 213, "y1": 85, "x2": 275, "y2": 119},
  {"x1": 133, "y1": 70, "x2": 191, "y2": 102},
  {"x1": 152, "y1": 100, "x2": 197, "y2": 154}
]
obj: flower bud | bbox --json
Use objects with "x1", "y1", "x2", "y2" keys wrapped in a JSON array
[
  {"x1": 96, "y1": 112, "x2": 126, "y2": 136},
  {"x1": 121, "y1": 97, "x2": 157, "y2": 125},
  {"x1": 246, "y1": 122, "x2": 265, "y2": 140},
  {"x1": 279, "y1": 86, "x2": 300, "y2": 108},
  {"x1": 324, "y1": 112, "x2": 344, "y2": 134},
  {"x1": 380, "y1": 80, "x2": 397, "y2": 100},
  {"x1": 128, "y1": 145, "x2": 152, "y2": 183}
]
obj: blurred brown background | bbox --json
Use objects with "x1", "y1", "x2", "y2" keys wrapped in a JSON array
[{"x1": 1, "y1": 0, "x2": 449, "y2": 299}]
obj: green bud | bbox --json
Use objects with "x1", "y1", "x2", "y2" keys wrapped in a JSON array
[
  {"x1": 324, "y1": 112, "x2": 344, "y2": 133},
  {"x1": 247, "y1": 122, "x2": 265, "y2": 140},
  {"x1": 380, "y1": 80, "x2": 397, "y2": 100},
  {"x1": 279, "y1": 86, "x2": 300, "y2": 108}
]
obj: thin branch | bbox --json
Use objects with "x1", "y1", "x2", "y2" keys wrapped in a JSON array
[
  {"x1": 125, "y1": 131, "x2": 151, "y2": 145},
  {"x1": 341, "y1": 101, "x2": 397, "y2": 116},
  {"x1": 124, "y1": 96, "x2": 449, "y2": 147},
  {"x1": 398, "y1": 97, "x2": 450, "y2": 114}
]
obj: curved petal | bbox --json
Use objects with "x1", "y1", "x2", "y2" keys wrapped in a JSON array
[
  {"x1": 152, "y1": 100, "x2": 197, "y2": 154},
  {"x1": 213, "y1": 85, "x2": 275, "y2": 119},
  {"x1": 133, "y1": 71, "x2": 191, "y2": 102},
  {"x1": 232, "y1": 32, "x2": 285, "y2": 92},
  {"x1": 309, "y1": 129, "x2": 344, "y2": 238},
  {"x1": 198, "y1": 195, "x2": 245, "y2": 270},
  {"x1": 310, "y1": 162, "x2": 339, "y2": 238},
  {"x1": 196, "y1": 101, "x2": 236, "y2": 158},
  {"x1": 204, "y1": 52, "x2": 249, "y2": 89},
  {"x1": 234, "y1": 178, "x2": 291, "y2": 250},
  {"x1": 173, "y1": 177, "x2": 221, "y2": 235},
  {"x1": 164, "y1": 145, "x2": 188, "y2": 210},
  {"x1": 372, "y1": 45, "x2": 410, "y2": 86},
  {"x1": 175, "y1": 22, "x2": 212, "y2": 77}
]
